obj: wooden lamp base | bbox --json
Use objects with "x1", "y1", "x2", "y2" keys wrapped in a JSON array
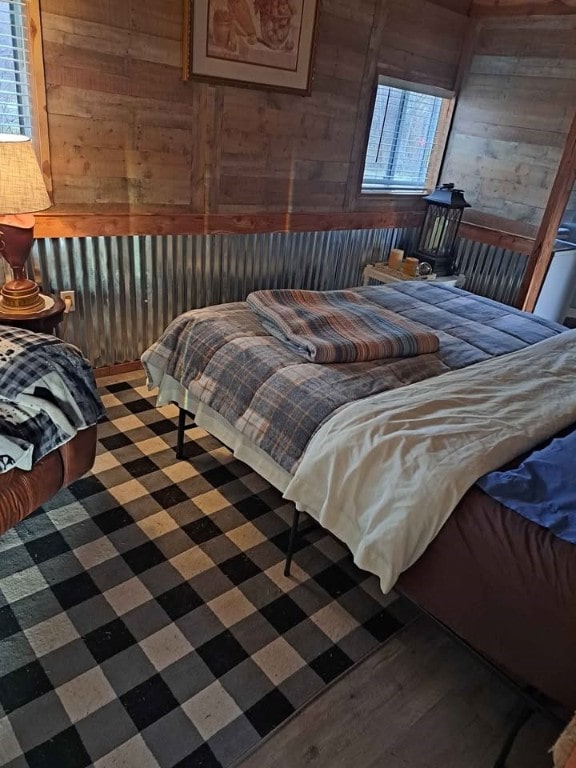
[{"x1": 0, "y1": 276, "x2": 45, "y2": 314}]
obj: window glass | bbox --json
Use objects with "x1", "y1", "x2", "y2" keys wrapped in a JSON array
[
  {"x1": 362, "y1": 80, "x2": 450, "y2": 194},
  {"x1": 0, "y1": 0, "x2": 33, "y2": 136}
]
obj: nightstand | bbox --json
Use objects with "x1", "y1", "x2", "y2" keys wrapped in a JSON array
[
  {"x1": 362, "y1": 263, "x2": 464, "y2": 288},
  {"x1": 0, "y1": 295, "x2": 66, "y2": 334}
]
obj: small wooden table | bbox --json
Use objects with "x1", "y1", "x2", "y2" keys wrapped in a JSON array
[
  {"x1": 0, "y1": 295, "x2": 66, "y2": 334},
  {"x1": 362, "y1": 263, "x2": 463, "y2": 287}
]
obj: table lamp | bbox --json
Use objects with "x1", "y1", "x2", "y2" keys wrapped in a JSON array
[{"x1": 0, "y1": 134, "x2": 51, "y2": 315}]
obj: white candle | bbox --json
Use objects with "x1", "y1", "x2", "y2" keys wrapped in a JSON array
[{"x1": 388, "y1": 248, "x2": 404, "y2": 270}]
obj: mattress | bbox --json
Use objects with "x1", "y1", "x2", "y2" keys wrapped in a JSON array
[{"x1": 142, "y1": 283, "x2": 566, "y2": 475}]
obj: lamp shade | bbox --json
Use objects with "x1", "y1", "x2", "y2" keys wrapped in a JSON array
[{"x1": 0, "y1": 134, "x2": 50, "y2": 213}]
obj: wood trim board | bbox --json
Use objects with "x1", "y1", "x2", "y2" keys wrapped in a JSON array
[
  {"x1": 517, "y1": 108, "x2": 576, "y2": 311},
  {"x1": 34, "y1": 210, "x2": 425, "y2": 239},
  {"x1": 33, "y1": 209, "x2": 534, "y2": 262},
  {"x1": 93, "y1": 360, "x2": 143, "y2": 379}
]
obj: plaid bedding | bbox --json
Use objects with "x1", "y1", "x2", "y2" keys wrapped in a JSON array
[
  {"x1": 142, "y1": 283, "x2": 566, "y2": 474},
  {"x1": 246, "y1": 288, "x2": 439, "y2": 362},
  {"x1": 0, "y1": 326, "x2": 104, "y2": 473}
]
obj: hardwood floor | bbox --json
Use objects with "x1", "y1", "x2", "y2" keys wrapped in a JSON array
[{"x1": 235, "y1": 617, "x2": 561, "y2": 768}]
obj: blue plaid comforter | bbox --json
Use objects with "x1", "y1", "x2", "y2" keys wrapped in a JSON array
[
  {"x1": 0, "y1": 326, "x2": 104, "y2": 474},
  {"x1": 142, "y1": 283, "x2": 567, "y2": 474}
]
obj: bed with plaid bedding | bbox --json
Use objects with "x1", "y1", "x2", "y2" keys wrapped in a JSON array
[
  {"x1": 0, "y1": 326, "x2": 104, "y2": 474},
  {"x1": 142, "y1": 283, "x2": 566, "y2": 475}
]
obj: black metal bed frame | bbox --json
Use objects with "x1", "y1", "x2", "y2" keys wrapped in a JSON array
[{"x1": 175, "y1": 406, "x2": 568, "y2": 767}]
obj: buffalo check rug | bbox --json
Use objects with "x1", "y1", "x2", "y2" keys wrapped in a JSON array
[{"x1": 0, "y1": 375, "x2": 409, "y2": 768}]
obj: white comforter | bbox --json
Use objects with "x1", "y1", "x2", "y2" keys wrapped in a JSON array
[{"x1": 283, "y1": 330, "x2": 576, "y2": 593}]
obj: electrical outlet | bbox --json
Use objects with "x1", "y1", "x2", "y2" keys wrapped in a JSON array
[{"x1": 60, "y1": 290, "x2": 75, "y2": 313}]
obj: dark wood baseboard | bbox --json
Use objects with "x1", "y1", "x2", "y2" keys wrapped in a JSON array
[{"x1": 93, "y1": 360, "x2": 143, "y2": 379}]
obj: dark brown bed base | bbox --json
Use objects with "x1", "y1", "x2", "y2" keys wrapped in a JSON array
[
  {"x1": 284, "y1": 481, "x2": 575, "y2": 767},
  {"x1": 397, "y1": 485, "x2": 576, "y2": 766},
  {"x1": 397, "y1": 485, "x2": 576, "y2": 714}
]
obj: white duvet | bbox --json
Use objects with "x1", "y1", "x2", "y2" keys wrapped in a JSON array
[{"x1": 283, "y1": 329, "x2": 576, "y2": 593}]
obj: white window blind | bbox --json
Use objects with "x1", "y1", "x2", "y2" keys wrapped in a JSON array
[
  {"x1": 362, "y1": 78, "x2": 450, "y2": 193},
  {"x1": 0, "y1": 0, "x2": 32, "y2": 137}
]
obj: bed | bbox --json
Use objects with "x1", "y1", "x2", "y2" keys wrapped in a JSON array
[
  {"x1": 142, "y1": 282, "x2": 576, "y2": 713},
  {"x1": 0, "y1": 325, "x2": 104, "y2": 532}
]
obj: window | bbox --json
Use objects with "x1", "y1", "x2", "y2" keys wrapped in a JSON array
[
  {"x1": 0, "y1": 0, "x2": 50, "y2": 188},
  {"x1": 362, "y1": 76, "x2": 453, "y2": 194},
  {"x1": 0, "y1": 1, "x2": 33, "y2": 135}
]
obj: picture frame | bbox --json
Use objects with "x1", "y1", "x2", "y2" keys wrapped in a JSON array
[{"x1": 183, "y1": 0, "x2": 320, "y2": 95}]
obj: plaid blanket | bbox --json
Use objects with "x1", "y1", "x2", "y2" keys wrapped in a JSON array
[
  {"x1": 0, "y1": 326, "x2": 104, "y2": 474},
  {"x1": 142, "y1": 283, "x2": 566, "y2": 474},
  {"x1": 246, "y1": 289, "x2": 439, "y2": 363}
]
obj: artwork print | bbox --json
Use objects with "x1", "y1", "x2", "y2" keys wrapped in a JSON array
[
  {"x1": 209, "y1": 0, "x2": 301, "y2": 70},
  {"x1": 184, "y1": 0, "x2": 319, "y2": 94}
]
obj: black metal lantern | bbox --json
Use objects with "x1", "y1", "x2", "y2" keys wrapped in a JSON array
[{"x1": 414, "y1": 183, "x2": 470, "y2": 276}]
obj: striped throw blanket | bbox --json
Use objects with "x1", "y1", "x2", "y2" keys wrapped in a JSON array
[{"x1": 246, "y1": 289, "x2": 439, "y2": 363}]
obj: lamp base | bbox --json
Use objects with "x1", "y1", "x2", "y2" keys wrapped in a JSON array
[{"x1": 0, "y1": 277, "x2": 46, "y2": 314}]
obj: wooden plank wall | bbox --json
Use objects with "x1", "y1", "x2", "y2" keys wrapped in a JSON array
[
  {"x1": 472, "y1": 0, "x2": 576, "y2": 15},
  {"x1": 41, "y1": 0, "x2": 194, "y2": 207},
  {"x1": 429, "y1": 0, "x2": 471, "y2": 12},
  {"x1": 38, "y1": 0, "x2": 468, "y2": 231},
  {"x1": 378, "y1": 0, "x2": 467, "y2": 89},
  {"x1": 441, "y1": 14, "x2": 576, "y2": 227}
]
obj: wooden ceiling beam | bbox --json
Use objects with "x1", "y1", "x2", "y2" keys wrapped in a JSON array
[{"x1": 516, "y1": 108, "x2": 576, "y2": 312}]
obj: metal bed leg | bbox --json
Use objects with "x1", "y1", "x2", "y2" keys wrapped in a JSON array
[
  {"x1": 493, "y1": 704, "x2": 534, "y2": 768},
  {"x1": 176, "y1": 407, "x2": 187, "y2": 459},
  {"x1": 284, "y1": 507, "x2": 301, "y2": 577}
]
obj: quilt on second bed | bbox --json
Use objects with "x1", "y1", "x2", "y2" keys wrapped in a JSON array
[
  {"x1": 0, "y1": 326, "x2": 104, "y2": 473},
  {"x1": 142, "y1": 283, "x2": 566, "y2": 475}
]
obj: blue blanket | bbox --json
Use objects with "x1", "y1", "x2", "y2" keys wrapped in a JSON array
[{"x1": 477, "y1": 425, "x2": 576, "y2": 544}]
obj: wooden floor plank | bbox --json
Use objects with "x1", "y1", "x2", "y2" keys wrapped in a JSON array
[{"x1": 235, "y1": 618, "x2": 561, "y2": 768}]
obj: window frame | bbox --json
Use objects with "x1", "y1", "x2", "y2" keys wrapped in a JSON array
[
  {"x1": 360, "y1": 75, "x2": 454, "y2": 198},
  {"x1": 27, "y1": 0, "x2": 51, "y2": 194},
  {"x1": 0, "y1": 0, "x2": 51, "y2": 193}
]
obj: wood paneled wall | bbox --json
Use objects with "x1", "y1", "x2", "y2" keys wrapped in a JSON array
[
  {"x1": 378, "y1": 0, "x2": 467, "y2": 89},
  {"x1": 472, "y1": 0, "x2": 576, "y2": 15},
  {"x1": 429, "y1": 0, "x2": 471, "y2": 13},
  {"x1": 39, "y1": 0, "x2": 468, "y2": 226},
  {"x1": 441, "y1": 15, "x2": 576, "y2": 227}
]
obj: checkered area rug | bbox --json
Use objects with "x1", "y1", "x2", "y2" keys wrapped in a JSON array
[{"x1": 0, "y1": 376, "x2": 408, "y2": 768}]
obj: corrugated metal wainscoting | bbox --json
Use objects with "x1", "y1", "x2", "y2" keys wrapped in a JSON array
[
  {"x1": 31, "y1": 227, "x2": 419, "y2": 367},
  {"x1": 454, "y1": 237, "x2": 528, "y2": 306}
]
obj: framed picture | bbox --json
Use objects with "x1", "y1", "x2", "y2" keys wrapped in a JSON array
[{"x1": 183, "y1": 0, "x2": 320, "y2": 95}]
